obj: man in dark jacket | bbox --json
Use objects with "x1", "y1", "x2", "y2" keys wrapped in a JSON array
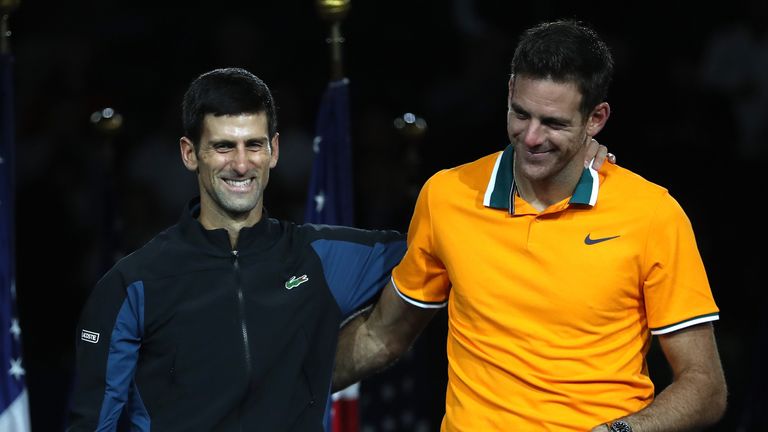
[{"x1": 67, "y1": 68, "x2": 406, "y2": 431}]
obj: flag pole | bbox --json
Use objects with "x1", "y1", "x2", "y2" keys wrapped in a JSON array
[
  {"x1": 0, "y1": 0, "x2": 19, "y2": 55},
  {"x1": 314, "y1": 3, "x2": 359, "y2": 432},
  {"x1": 316, "y1": 0, "x2": 350, "y2": 81}
]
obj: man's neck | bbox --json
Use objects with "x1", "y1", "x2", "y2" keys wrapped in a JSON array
[
  {"x1": 514, "y1": 160, "x2": 584, "y2": 212},
  {"x1": 197, "y1": 204, "x2": 264, "y2": 249}
]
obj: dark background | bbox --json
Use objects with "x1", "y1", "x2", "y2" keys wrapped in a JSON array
[{"x1": 7, "y1": 0, "x2": 767, "y2": 430}]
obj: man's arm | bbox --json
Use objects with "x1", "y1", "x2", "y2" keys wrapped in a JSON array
[
  {"x1": 67, "y1": 271, "x2": 146, "y2": 430},
  {"x1": 333, "y1": 279, "x2": 438, "y2": 391},
  {"x1": 593, "y1": 323, "x2": 727, "y2": 431}
]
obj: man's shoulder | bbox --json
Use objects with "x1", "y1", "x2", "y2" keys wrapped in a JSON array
[
  {"x1": 601, "y1": 164, "x2": 687, "y2": 219},
  {"x1": 440, "y1": 150, "x2": 502, "y2": 177},
  {"x1": 425, "y1": 150, "x2": 502, "y2": 191},
  {"x1": 104, "y1": 224, "x2": 181, "y2": 278},
  {"x1": 603, "y1": 163, "x2": 670, "y2": 199},
  {"x1": 297, "y1": 222, "x2": 404, "y2": 246}
]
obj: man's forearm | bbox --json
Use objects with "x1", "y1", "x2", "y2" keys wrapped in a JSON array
[
  {"x1": 594, "y1": 325, "x2": 727, "y2": 431},
  {"x1": 598, "y1": 365, "x2": 727, "y2": 431},
  {"x1": 333, "y1": 282, "x2": 439, "y2": 391},
  {"x1": 332, "y1": 310, "x2": 403, "y2": 391}
]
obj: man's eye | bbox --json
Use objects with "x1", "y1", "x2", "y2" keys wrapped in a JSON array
[{"x1": 246, "y1": 141, "x2": 267, "y2": 150}]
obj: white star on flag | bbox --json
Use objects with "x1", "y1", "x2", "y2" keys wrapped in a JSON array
[
  {"x1": 315, "y1": 191, "x2": 326, "y2": 213},
  {"x1": 9, "y1": 318, "x2": 20, "y2": 340},
  {"x1": 313, "y1": 136, "x2": 322, "y2": 154},
  {"x1": 8, "y1": 357, "x2": 25, "y2": 380}
]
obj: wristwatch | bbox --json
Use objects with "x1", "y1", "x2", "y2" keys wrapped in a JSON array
[{"x1": 608, "y1": 420, "x2": 633, "y2": 432}]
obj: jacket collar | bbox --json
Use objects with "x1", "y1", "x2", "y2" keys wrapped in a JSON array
[
  {"x1": 178, "y1": 197, "x2": 279, "y2": 253},
  {"x1": 482, "y1": 144, "x2": 600, "y2": 214}
]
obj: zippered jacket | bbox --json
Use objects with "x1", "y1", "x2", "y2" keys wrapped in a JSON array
[{"x1": 67, "y1": 199, "x2": 406, "y2": 431}]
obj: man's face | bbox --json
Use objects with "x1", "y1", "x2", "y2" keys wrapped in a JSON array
[
  {"x1": 507, "y1": 76, "x2": 590, "y2": 183},
  {"x1": 181, "y1": 112, "x2": 279, "y2": 228}
]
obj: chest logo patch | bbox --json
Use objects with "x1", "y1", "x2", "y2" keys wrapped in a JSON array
[{"x1": 285, "y1": 275, "x2": 309, "y2": 290}]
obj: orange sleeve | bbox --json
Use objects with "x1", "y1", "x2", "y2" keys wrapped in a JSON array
[
  {"x1": 643, "y1": 192, "x2": 719, "y2": 334},
  {"x1": 392, "y1": 175, "x2": 450, "y2": 307}
]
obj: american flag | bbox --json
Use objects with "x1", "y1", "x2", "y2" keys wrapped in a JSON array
[
  {"x1": 304, "y1": 78, "x2": 359, "y2": 432},
  {"x1": 304, "y1": 78, "x2": 353, "y2": 227},
  {"x1": 0, "y1": 50, "x2": 31, "y2": 431}
]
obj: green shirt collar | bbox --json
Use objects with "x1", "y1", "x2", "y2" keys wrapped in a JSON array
[{"x1": 482, "y1": 144, "x2": 600, "y2": 214}]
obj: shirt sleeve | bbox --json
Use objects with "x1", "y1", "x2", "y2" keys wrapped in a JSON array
[
  {"x1": 392, "y1": 175, "x2": 450, "y2": 308},
  {"x1": 68, "y1": 271, "x2": 145, "y2": 431},
  {"x1": 643, "y1": 193, "x2": 719, "y2": 335}
]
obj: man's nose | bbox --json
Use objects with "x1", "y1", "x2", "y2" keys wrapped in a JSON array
[
  {"x1": 522, "y1": 120, "x2": 545, "y2": 147},
  {"x1": 231, "y1": 145, "x2": 249, "y2": 174}
]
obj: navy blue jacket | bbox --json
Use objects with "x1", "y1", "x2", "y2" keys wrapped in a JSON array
[{"x1": 68, "y1": 200, "x2": 406, "y2": 431}]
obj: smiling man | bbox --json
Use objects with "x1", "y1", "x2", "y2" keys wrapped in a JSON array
[
  {"x1": 67, "y1": 68, "x2": 407, "y2": 431},
  {"x1": 333, "y1": 20, "x2": 727, "y2": 432},
  {"x1": 180, "y1": 112, "x2": 277, "y2": 236}
]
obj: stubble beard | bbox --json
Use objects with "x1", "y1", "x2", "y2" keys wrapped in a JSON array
[{"x1": 209, "y1": 177, "x2": 265, "y2": 218}]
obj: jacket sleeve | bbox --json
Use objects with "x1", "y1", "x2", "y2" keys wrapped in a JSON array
[
  {"x1": 309, "y1": 226, "x2": 406, "y2": 318},
  {"x1": 67, "y1": 269, "x2": 145, "y2": 431}
]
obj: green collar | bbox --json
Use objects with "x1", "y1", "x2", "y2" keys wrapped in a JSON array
[{"x1": 482, "y1": 144, "x2": 599, "y2": 214}]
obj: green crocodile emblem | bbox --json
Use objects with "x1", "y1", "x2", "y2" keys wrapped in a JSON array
[{"x1": 285, "y1": 275, "x2": 309, "y2": 290}]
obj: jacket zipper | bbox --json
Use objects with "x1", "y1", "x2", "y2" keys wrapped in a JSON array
[
  {"x1": 231, "y1": 250, "x2": 252, "y2": 374},
  {"x1": 232, "y1": 249, "x2": 251, "y2": 430}
]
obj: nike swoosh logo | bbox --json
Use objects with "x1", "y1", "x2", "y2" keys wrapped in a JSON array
[{"x1": 584, "y1": 233, "x2": 620, "y2": 245}]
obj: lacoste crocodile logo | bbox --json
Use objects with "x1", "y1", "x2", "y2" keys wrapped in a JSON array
[
  {"x1": 584, "y1": 233, "x2": 620, "y2": 245},
  {"x1": 285, "y1": 275, "x2": 309, "y2": 290}
]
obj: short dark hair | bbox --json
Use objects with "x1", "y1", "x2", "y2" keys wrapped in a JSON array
[
  {"x1": 511, "y1": 20, "x2": 613, "y2": 118},
  {"x1": 182, "y1": 67, "x2": 277, "y2": 148}
]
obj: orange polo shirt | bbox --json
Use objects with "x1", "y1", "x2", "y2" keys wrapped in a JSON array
[{"x1": 391, "y1": 145, "x2": 719, "y2": 431}]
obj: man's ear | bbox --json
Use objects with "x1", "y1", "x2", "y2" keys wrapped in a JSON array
[
  {"x1": 269, "y1": 132, "x2": 279, "y2": 169},
  {"x1": 180, "y1": 137, "x2": 198, "y2": 172},
  {"x1": 586, "y1": 102, "x2": 610, "y2": 137}
]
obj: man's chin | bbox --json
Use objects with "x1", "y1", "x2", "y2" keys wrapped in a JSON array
[
  {"x1": 221, "y1": 198, "x2": 260, "y2": 216},
  {"x1": 518, "y1": 163, "x2": 551, "y2": 180}
]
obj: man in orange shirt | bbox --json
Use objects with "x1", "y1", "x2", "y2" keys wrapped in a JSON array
[{"x1": 333, "y1": 20, "x2": 726, "y2": 431}]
